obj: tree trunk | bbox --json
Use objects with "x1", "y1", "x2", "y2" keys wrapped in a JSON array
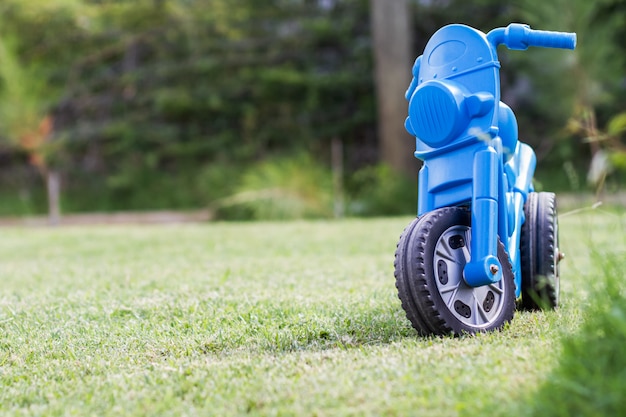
[{"x1": 370, "y1": 0, "x2": 417, "y2": 176}]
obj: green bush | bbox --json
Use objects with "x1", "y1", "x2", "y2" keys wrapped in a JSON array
[
  {"x1": 347, "y1": 164, "x2": 416, "y2": 217},
  {"x1": 214, "y1": 154, "x2": 334, "y2": 220}
]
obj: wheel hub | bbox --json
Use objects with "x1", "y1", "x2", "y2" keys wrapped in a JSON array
[{"x1": 433, "y1": 225, "x2": 508, "y2": 328}]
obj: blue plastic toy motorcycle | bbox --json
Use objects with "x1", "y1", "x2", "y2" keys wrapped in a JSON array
[{"x1": 395, "y1": 23, "x2": 576, "y2": 335}]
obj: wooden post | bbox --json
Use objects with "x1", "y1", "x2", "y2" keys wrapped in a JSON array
[
  {"x1": 47, "y1": 170, "x2": 61, "y2": 226},
  {"x1": 331, "y1": 137, "x2": 345, "y2": 218}
]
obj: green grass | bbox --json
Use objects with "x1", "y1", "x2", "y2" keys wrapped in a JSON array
[{"x1": 0, "y1": 208, "x2": 625, "y2": 416}]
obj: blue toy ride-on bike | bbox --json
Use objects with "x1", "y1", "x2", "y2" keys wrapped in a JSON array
[{"x1": 394, "y1": 23, "x2": 576, "y2": 335}]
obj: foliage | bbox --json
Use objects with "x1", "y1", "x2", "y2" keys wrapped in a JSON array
[
  {"x1": 48, "y1": 0, "x2": 375, "y2": 213},
  {"x1": 0, "y1": 0, "x2": 624, "y2": 215},
  {"x1": 0, "y1": 27, "x2": 55, "y2": 171},
  {"x1": 515, "y1": 0, "x2": 626, "y2": 189},
  {"x1": 606, "y1": 112, "x2": 626, "y2": 179},
  {"x1": 525, "y1": 253, "x2": 626, "y2": 416},
  {"x1": 214, "y1": 154, "x2": 335, "y2": 220},
  {"x1": 347, "y1": 163, "x2": 416, "y2": 216},
  {"x1": 569, "y1": 110, "x2": 626, "y2": 192}
]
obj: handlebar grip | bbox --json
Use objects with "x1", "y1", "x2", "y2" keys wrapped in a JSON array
[
  {"x1": 526, "y1": 29, "x2": 576, "y2": 50},
  {"x1": 487, "y1": 24, "x2": 577, "y2": 51}
]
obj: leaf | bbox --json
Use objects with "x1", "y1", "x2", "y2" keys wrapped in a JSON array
[{"x1": 607, "y1": 112, "x2": 626, "y2": 136}]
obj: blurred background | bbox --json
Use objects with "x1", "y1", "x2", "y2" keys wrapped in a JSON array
[{"x1": 0, "y1": 0, "x2": 624, "y2": 221}]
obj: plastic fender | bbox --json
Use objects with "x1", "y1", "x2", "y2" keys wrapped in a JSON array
[
  {"x1": 507, "y1": 191, "x2": 525, "y2": 297},
  {"x1": 513, "y1": 143, "x2": 537, "y2": 193},
  {"x1": 503, "y1": 142, "x2": 537, "y2": 297},
  {"x1": 416, "y1": 144, "x2": 481, "y2": 215}
]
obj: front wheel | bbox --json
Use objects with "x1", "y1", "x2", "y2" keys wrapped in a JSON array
[{"x1": 394, "y1": 207, "x2": 516, "y2": 336}]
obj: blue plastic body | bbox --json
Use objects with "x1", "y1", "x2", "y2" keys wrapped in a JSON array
[{"x1": 405, "y1": 23, "x2": 576, "y2": 292}]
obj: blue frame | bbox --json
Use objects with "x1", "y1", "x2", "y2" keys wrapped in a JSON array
[{"x1": 405, "y1": 23, "x2": 576, "y2": 295}]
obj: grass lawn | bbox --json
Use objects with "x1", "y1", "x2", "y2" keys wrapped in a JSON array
[{"x1": 0, "y1": 206, "x2": 624, "y2": 416}]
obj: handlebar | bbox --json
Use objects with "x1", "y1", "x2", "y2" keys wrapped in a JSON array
[{"x1": 487, "y1": 23, "x2": 576, "y2": 51}]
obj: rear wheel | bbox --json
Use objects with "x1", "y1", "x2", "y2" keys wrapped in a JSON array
[
  {"x1": 520, "y1": 192, "x2": 561, "y2": 310},
  {"x1": 394, "y1": 207, "x2": 516, "y2": 336}
]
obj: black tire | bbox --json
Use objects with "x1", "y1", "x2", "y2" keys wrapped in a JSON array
[
  {"x1": 520, "y1": 192, "x2": 560, "y2": 310},
  {"x1": 394, "y1": 207, "x2": 516, "y2": 336}
]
